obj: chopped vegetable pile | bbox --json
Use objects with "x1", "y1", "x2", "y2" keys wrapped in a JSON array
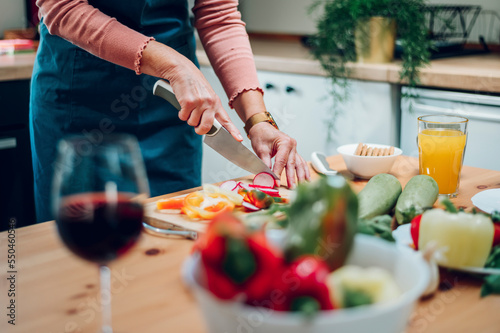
[{"x1": 156, "y1": 172, "x2": 288, "y2": 220}]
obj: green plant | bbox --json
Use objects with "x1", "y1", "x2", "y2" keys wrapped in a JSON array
[{"x1": 308, "y1": 0, "x2": 432, "y2": 139}]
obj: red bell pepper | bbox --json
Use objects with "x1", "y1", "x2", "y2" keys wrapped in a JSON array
[
  {"x1": 252, "y1": 255, "x2": 334, "y2": 315},
  {"x1": 410, "y1": 214, "x2": 422, "y2": 250},
  {"x1": 195, "y1": 213, "x2": 283, "y2": 301},
  {"x1": 492, "y1": 211, "x2": 500, "y2": 247},
  {"x1": 493, "y1": 223, "x2": 500, "y2": 247}
]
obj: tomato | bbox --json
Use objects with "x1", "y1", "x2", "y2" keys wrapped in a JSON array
[
  {"x1": 182, "y1": 192, "x2": 235, "y2": 220},
  {"x1": 410, "y1": 214, "x2": 422, "y2": 250}
]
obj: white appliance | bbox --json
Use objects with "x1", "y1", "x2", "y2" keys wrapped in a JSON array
[{"x1": 400, "y1": 87, "x2": 500, "y2": 171}]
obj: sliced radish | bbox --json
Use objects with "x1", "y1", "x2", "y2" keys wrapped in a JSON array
[
  {"x1": 260, "y1": 189, "x2": 281, "y2": 197},
  {"x1": 237, "y1": 182, "x2": 252, "y2": 191},
  {"x1": 220, "y1": 180, "x2": 238, "y2": 191},
  {"x1": 249, "y1": 184, "x2": 274, "y2": 189},
  {"x1": 253, "y1": 172, "x2": 277, "y2": 189},
  {"x1": 249, "y1": 185, "x2": 280, "y2": 196},
  {"x1": 242, "y1": 201, "x2": 260, "y2": 211}
]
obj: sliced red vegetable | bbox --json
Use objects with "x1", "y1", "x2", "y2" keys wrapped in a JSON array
[
  {"x1": 410, "y1": 214, "x2": 422, "y2": 250},
  {"x1": 253, "y1": 172, "x2": 277, "y2": 189},
  {"x1": 493, "y1": 222, "x2": 500, "y2": 247},
  {"x1": 237, "y1": 182, "x2": 252, "y2": 191},
  {"x1": 259, "y1": 188, "x2": 281, "y2": 197},
  {"x1": 196, "y1": 213, "x2": 284, "y2": 301},
  {"x1": 242, "y1": 201, "x2": 260, "y2": 211},
  {"x1": 220, "y1": 180, "x2": 238, "y2": 192},
  {"x1": 249, "y1": 184, "x2": 274, "y2": 189}
]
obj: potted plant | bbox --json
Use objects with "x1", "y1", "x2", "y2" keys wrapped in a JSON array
[{"x1": 308, "y1": 0, "x2": 432, "y2": 132}]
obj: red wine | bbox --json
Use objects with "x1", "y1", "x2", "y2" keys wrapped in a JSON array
[{"x1": 56, "y1": 192, "x2": 144, "y2": 264}]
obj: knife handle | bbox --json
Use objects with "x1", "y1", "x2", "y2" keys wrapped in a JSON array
[
  {"x1": 153, "y1": 79, "x2": 220, "y2": 135},
  {"x1": 311, "y1": 151, "x2": 337, "y2": 176}
]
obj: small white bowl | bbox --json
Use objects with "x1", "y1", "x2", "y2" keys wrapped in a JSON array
[
  {"x1": 182, "y1": 234, "x2": 429, "y2": 333},
  {"x1": 337, "y1": 143, "x2": 402, "y2": 179}
]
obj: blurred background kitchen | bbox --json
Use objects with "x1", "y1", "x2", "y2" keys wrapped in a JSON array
[{"x1": 1, "y1": 0, "x2": 499, "y2": 230}]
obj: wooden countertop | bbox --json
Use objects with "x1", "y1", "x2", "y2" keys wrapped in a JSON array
[
  {"x1": 0, "y1": 53, "x2": 35, "y2": 82},
  {"x1": 2, "y1": 38, "x2": 500, "y2": 93},
  {"x1": 1, "y1": 155, "x2": 499, "y2": 333}
]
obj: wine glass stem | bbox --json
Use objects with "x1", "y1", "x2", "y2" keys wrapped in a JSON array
[{"x1": 100, "y1": 265, "x2": 113, "y2": 333}]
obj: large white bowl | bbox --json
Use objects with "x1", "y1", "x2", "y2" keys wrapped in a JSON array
[
  {"x1": 182, "y1": 234, "x2": 429, "y2": 333},
  {"x1": 337, "y1": 143, "x2": 402, "y2": 179}
]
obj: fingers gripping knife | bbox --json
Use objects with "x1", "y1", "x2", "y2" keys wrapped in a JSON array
[{"x1": 152, "y1": 79, "x2": 279, "y2": 180}]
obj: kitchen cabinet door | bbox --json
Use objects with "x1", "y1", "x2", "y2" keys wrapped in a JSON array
[
  {"x1": 0, "y1": 79, "x2": 36, "y2": 231},
  {"x1": 200, "y1": 66, "x2": 400, "y2": 183}
]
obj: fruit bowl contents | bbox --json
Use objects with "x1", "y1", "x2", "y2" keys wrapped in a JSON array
[
  {"x1": 183, "y1": 233, "x2": 429, "y2": 333},
  {"x1": 337, "y1": 143, "x2": 402, "y2": 179},
  {"x1": 182, "y1": 176, "x2": 429, "y2": 333}
]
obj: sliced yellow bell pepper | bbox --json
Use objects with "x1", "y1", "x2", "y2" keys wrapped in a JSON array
[{"x1": 181, "y1": 192, "x2": 235, "y2": 220}]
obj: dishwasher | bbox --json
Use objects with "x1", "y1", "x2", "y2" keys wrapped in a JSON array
[{"x1": 400, "y1": 87, "x2": 500, "y2": 171}]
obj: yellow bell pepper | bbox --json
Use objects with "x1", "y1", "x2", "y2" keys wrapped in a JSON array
[{"x1": 419, "y1": 209, "x2": 494, "y2": 268}]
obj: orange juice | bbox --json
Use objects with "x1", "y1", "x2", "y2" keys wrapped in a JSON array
[{"x1": 418, "y1": 128, "x2": 466, "y2": 195}]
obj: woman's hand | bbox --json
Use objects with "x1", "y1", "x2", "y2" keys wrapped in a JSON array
[
  {"x1": 232, "y1": 90, "x2": 310, "y2": 189},
  {"x1": 248, "y1": 122, "x2": 311, "y2": 189},
  {"x1": 141, "y1": 41, "x2": 243, "y2": 141}
]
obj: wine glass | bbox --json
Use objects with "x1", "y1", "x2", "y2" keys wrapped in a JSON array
[{"x1": 52, "y1": 133, "x2": 150, "y2": 333}]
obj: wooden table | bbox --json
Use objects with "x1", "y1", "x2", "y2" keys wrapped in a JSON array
[{"x1": 1, "y1": 156, "x2": 500, "y2": 333}]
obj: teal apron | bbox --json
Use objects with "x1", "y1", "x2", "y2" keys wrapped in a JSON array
[{"x1": 30, "y1": 0, "x2": 202, "y2": 222}]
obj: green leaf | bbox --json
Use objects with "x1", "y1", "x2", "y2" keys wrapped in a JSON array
[
  {"x1": 400, "y1": 206, "x2": 423, "y2": 225},
  {"x1": 485, "y1": 246, "x2": 500, "y2": 269},
  {"x1": 481, "y1": 274, "x2": 500, "y2": 297},
  {"x1": 491, "y1": 210, "x2": 500, "y2": 223},
  {"x1": 441, "y1": 198, "x2": 458, "y2": 213},
  {"x1": 357, "y1": 214, "x2": 395, "y2": 242}
]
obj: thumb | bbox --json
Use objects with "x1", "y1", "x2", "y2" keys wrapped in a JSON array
[{"x1": 215, "y1": 111, "x2": 243, "y2": 142}]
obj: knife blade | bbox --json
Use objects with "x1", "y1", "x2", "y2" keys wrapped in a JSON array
[{"x1": 153, "y1": 80, "x2": 279, "y2": 180}]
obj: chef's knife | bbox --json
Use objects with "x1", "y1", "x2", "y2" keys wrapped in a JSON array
[{"x1": 153, "y1": 80, "x2": 279, "y2": 180}]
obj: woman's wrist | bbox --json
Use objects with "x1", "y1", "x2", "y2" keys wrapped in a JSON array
[
  {"x1": 140, "y1": 40, "x2": 180, "y2": 78},
  {"x1": 232, "y1": 89, "x2": 266, "y2": 123}
]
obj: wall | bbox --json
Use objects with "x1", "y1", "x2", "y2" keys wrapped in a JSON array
[
  {"x1": 240, "y1": 0, "x2": 500, "y2": 44},
  {"x1": 0, "y1": 0, "x2": 26, "y2": 38}
]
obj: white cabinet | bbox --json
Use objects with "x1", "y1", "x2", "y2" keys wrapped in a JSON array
[{"x1": 200, "y1": 66, "x2": 400, "y2": 183}]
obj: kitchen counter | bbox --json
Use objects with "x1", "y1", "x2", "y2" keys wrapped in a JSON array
[
  {"x1": 2, "y1": 39, "x2": 500, "y2": 93},
  {"x1": 1, "y1": 155, "x2": 500, "y2": 333},
  {"x1": 197, "y1": 37, "x2": 500, "y2": 94},
  {"x1": 0, "y1": 53, "x2": 35, "y2": 82}
]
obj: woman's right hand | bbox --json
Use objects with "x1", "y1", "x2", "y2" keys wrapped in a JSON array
[{"x1": 141, "y1": 41, "x2": 243, "y2": 141}]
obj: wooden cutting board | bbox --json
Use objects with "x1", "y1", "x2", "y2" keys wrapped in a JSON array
[{"x1": 143, "y1": 181, "x2": 293, "y2": 234}]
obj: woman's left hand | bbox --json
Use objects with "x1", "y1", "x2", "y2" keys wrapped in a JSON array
[{"x1": 248, "y1": 122, "x2": 311, "y2": 189}]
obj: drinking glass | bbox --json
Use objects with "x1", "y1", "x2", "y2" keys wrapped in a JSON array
[
  {"x1": 52, "y1": 133, "x2": 150, "y2": 333},
  {"x1": 417, "y1": 115, "x2": 468, "y2": 197}
]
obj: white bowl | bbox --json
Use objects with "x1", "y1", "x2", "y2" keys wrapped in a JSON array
[
  {"x1": 337, "y1": 143, "x2": 402, "y2": 179},
  {"x1": 182, "y1": 234, "x2": 429, "y2": 333}
]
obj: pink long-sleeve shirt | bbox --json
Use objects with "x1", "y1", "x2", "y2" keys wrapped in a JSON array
[{"x1": 36, "y1": 0, "x2": 262, "y2": 107}]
